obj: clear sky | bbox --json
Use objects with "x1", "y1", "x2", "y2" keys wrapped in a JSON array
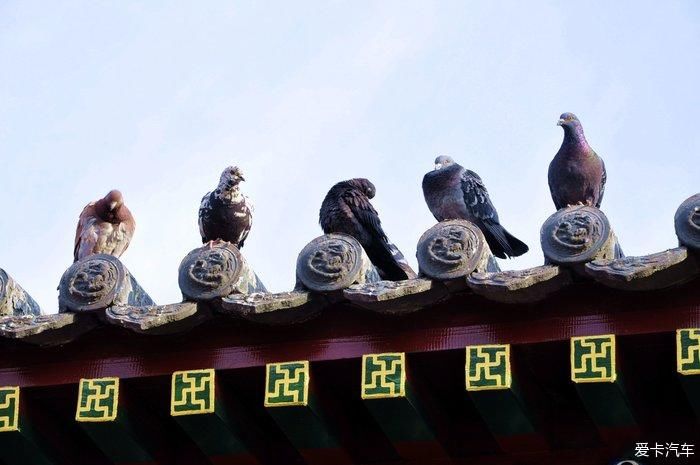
[{"x1": 1, "y1": 1, "x2": 698, "y2": 312}]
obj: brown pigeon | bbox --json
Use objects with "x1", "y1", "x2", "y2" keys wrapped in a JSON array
[
  {"x1": 198, "y1": 166, "x2": 253, "y2": 248},
  {"x1": 548, "y1": 112, "x2": 607, "y2": 210},
  {"x1": 73, "y1": 190, "x2": 135, "y2": 262},
  {"x1": 422, "y1": 156, "x2": 528, "y2": 259},
  {"x1": 319, "y1": 178, "x2": 417, "y2": 281}
]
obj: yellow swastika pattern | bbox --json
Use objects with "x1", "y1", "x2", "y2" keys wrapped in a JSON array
[
  {"x1": 0, "y1": 387, "x2": 19, "y2": 432},
  {"x1": 465, "y1": 345, "x2": 511, "y2": 391},
  {"x1": 171, "y1": 369, "x2": 215, "y2": 416},
  {"x1": 571, "y1": 334, "x2": 616, "y2": 383},
  {"x1": 265, "y1": 361, "x2": 309, "y2": 407},
  {"x1": 76, "y1": 377, "x2": 119, "y2": 422},
  {"x1": 361, "y1": 353, "x2": 405, "y2": 399},
  {"x1": 677, "y1": 328, "x2": 700, "y2": 375}
]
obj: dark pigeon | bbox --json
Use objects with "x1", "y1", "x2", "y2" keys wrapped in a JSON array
[
  {"x1": 319, "y1": 178, "x2": 417, "y2": 281},
  {"x1": 74, "y1": 190, "x2": 135, "y2": 262},
  {"x1": 199, "y1": 166, "x2": 253, "y2": 248},
  {"x1": 548, "y1": 112, "x2": 606, "y2": 210},
  {"x1": 422, "y1": 157, "x2": 529, "y2": 259}
]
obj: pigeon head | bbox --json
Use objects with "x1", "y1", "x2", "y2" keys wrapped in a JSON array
[
  {"x1": 557, "y1": 112, "x2": 582, "y2": 128},
  {"x1": 104, "y1": 190, "x2": 124, "y2": 212},
  {"x1": 557, "y1": 112, "x2": 587, "y2": 142},
  {"x1": 348, "y1": 178, "x2": 376, "y2": 199},
  {"x1": 95, "y1": 189, "x2": 128, "y2": 223},
  {"x1": 218, "y1": 166, "x2": 245, "y2": 191},
  {"x1": 433, "y1": 155, "x2": 455, "y2": 171}
]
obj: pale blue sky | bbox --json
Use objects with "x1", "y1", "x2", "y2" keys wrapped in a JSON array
[{"x1": 1, "y1": 1, "x2": 698, "y2": 312}]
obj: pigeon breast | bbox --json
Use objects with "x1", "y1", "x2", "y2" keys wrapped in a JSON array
[{"x1": 422, "y1": 164, "x2": 469, "y2": 221}]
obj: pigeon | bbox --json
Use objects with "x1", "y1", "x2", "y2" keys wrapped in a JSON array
[
  {"x1": 422, "y1": 156, "x2": 529, "y2": 259},
  {"x1": 548, "y1": 112, "x2": 606, "y2": 210},
  {"x1": 319, "y1": 178, "x2": 417, "y2": 281},
  {"x1": 198, "y1": 166, "x2": 253, "y2": 248},
  {"x1": 73, "y1": 190, "x2": 135, "y2": 262}
]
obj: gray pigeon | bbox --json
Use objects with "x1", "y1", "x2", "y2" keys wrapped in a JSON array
[
  {"x1": 198, "y1": 166, "x2": 253, "y2": 248},
  {"x1": 422, "y1": 157, "x2": 528, "y2": 259},
  {"x1": 320, "y1": 178, "x2": 417, "y2": 281},
  {"x1": 548, "y1": 112, "x2": 606, "y2": 210}
]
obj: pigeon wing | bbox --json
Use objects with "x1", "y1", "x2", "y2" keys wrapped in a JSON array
[
  {"x1": 597, "y1": 155, "x2": 606, "y2": 208},
  {"x1": 547, "y1": 160, "x2": 564, "y2": 210},
  {"x1": 111, "y1": 206, "x2": 135, "y2": 258},
  {"x1": 342, "y1": 190, "x2": 387, "y2": 241},
  {"x1": 461, "y1": 170, "x2": 516, "y2": 258},
  {"x1": 236, "y1": 195, "x2": 253, "y2": 248},
  {"x1": 198, "y1": 191, "x2": 213, "y2": 241},
  {"x1": 73, "y1": 203, "x2": 95, "y2": 262},
  {"x1": 461, "y1": 170, "x2": 500, "y2": 223},
  {"x1": 343, "y1": 190, "x2": 415, "y2": 280}
]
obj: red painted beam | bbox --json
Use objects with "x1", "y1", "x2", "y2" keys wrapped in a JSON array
[{"x1": 0, "y1": 281, "x2": 697, "y2": 388}]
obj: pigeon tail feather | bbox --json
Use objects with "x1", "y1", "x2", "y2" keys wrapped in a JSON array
[
  {"x1": 365, "y1": 237, "x2": 416, "y2": 281},
  {"x1": 614, "y1": 242, "x2": 624, "y2": 259},
  {"x1": 482, "y1": 220, "x2": 529, "y2": 259},
  {"x1": 386, "y1": 241, "x2": 418, "y2": 280}
]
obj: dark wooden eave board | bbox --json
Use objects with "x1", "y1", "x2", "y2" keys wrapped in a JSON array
[
  {"x1": 513, "y1": 342, "x2": 602, "y2": 450},
  {"x1": 408, "y1": 350, "x2": 501, "y2": 459},
  {"x1": 217, "y1": 367, "x2": 307, "y2": 465},
  {"x1": 616, "y1": 333, "x2": 700, "y2": 442},
  {"x1": 310, "y1": 359, "x2": 401, "y2": 464},
  {"x1": 1, "y1": 335, "x2": 699, "y2": 464},
  {"x1": 21, "y1": 385, "x2": 113, "y2": 465}
]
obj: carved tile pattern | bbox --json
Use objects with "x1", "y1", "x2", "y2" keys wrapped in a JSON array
[
  {"x1": 69, "y1": 258, "x2": 119, "y2": 301},
  {"x1": 105, "y1": 303, "x2": 196, "y2": 331},
  {"x1": 297, "y1": 234, "x2": 365, "y2": 290},
  {"x1": 674, "y1": 194, "x2": 700, "y2": 249},
  {"x1": 308, "y1": 241, "x2": 355, "y2": 278},
  {"x1": 178, "y1": 243, "x2": 251, "y2": 299},
  {"x1": 187, "y1": 249, "x2": 237, "y2": 290},
  {"x1": 542, "y1": 206, "x2": 610, "y2": 263},
  {"x1": 417, "y1": 220, "x2": 484, "y2": 279},
  {"x1": 552, "y1": 213, "x2": 602, "y2": 251},
  {"x1": 474, "y1": 267, "x2": 545, "y2": 283},
  {"x1": 0, "y1": 314, "x2": 72, "y2": 337},
  {"x1": 345, "y1": 278, "x2": 433, "y2": 301},
  {"x1": 428, "y1": 227, "x2": 478, "y2": 265},
  {"x1": 302, "y1": 236, "x2": 360, "y2": 284}
]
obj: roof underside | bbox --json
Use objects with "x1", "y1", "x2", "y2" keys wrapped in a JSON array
[{"x1": 0, "y1": 278, "x2": 698, "y2": 465}]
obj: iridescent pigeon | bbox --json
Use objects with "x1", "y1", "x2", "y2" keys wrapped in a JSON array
[
  {"x1": 74, "y1": 190, "x2": 135, "y2": 262},
  {"x1": 198, "y1": 166, "x2": 253, "y2": 248},
  {"x1": 422, "y1": 157, "x2": 528, "y2": 259},
  {"x1": 319, "y1": 178, "x2": 417, "y2": 281},
  {"x1": 548, "y1": 112, "x2": 606, "y2": 210}
]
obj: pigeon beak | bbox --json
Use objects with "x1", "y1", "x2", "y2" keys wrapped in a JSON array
[
  {"x1": 434, "y1": 163, "x2": 442, "y2": 171},
  {"x1": 557, "y1": 119, "x2": 565, "y2": 126},
  {"x1": 109, "y1": 201, "x2": 118, "y2": 210}
]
